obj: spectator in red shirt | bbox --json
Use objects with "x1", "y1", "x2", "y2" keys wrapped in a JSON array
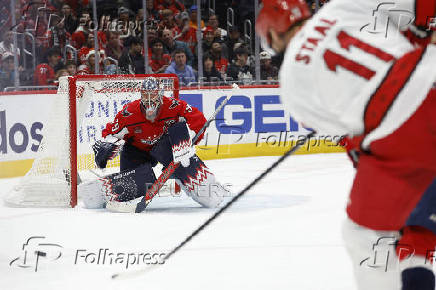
[
  {"x1": 149, "y1": 39, "x2": 171, "y2": 73},
  {"x1": 174, "y1": 11, "x2": 197, "y2": 54},
  {"x1": 210, "y1": 41, "x2": 228, "y2": 77},
  {"x1": 34, "y1": 47, "x2": 62, "y2": 86},
  {"x1": 158, "y1": 9, "x2": 178, "y2": 35}
]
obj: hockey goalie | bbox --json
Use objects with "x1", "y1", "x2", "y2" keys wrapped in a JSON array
[{"x1": 78, "y1": 77, "x2": 227, "y2": 211}]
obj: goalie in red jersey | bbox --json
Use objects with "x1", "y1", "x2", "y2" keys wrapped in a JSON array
[{"x1": 79, "y1": 77, "x2": 227, "y2": 210}]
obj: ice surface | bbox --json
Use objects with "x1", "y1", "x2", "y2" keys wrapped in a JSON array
[{"x1": 0, "y1": 153, "x2": 357, "y2": 290}]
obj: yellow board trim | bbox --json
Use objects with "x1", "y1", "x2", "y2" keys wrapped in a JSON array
[{"x1": 0, "y1": 141, "x2": 344, "y2": 178}]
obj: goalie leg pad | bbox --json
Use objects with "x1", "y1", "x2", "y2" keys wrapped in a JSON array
[
  {"x1": 105, "y1": 163, "x2": 157, "y2": 202},
  {"x1": 168, "y1": 121, "x2": 195, "y2": 167},
  {"x1": 79, "y1": 163, "x2": 157, "y2": 208},
  {"x1": 174, "y1": 157, "x2": 226, "y2": 208}
]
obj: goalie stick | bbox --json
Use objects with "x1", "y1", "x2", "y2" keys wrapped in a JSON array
[
  {"x1": 111, "y1": 130, "x2": 316, "y2": 280},
  {"x1": 133, "y1": 85, "x2": 237, "y2": 213}
]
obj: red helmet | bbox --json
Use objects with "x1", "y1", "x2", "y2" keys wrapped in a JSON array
[{"x1": 256, "y1": 0, "x2": 311, "y2": 51}]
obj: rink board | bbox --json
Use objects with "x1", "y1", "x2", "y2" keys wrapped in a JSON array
[{"x1": 0, "y1": 86, "x2": 344, "y2": 178}]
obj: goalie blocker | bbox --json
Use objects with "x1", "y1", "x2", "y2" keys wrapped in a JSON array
[{"x1": 79, "y1": 121, "x2": 227, "y2": 210}]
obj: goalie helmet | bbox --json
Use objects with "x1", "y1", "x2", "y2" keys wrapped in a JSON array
[
  {"x1": 256, "y1": 0, "x2": 311, "y2": 53},
  {"x1": 140, "y1": 77, "x2": 164, "y2": 122}
]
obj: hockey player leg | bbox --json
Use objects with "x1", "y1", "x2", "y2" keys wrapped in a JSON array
[
  {"x1": 399, "y1": 179, "x2": 436, "y2": 290},
  {"x1": 397, "y1": 226, "x2": 436, "y2": 290},
  {"x1": 342, "y1": 218, "x2": 401, "y2": 290}
]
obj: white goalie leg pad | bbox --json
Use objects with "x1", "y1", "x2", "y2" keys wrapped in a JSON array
[{"x1": 180, "y1": 172, "x2": 227, "y2": 208}]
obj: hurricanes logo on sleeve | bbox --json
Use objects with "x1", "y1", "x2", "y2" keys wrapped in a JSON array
[{"x1": 185, "y1": 104, "x2": 193, "y2": 113}]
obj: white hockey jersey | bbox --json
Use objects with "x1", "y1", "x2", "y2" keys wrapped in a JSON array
[{"x1": 280, "y1": 0, "x2": 436, "y2": 150}]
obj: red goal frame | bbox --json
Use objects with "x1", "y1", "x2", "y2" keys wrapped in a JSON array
[{"x1": 67, "y1": 74, "x2": 180, "y2": 207}]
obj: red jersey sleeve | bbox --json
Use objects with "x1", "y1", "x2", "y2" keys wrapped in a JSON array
[{"x1": 102, "y1": 104, "x2": 131, "y2": 140}]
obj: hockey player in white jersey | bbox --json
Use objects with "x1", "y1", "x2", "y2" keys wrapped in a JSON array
[{"x1": 256, "y1": 0, "x2": 436, "y2": 289}]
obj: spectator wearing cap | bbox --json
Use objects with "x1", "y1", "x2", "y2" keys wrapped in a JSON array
[
  {"x1": 188, "y1": 5, "x2": 205, "y2": 30},
  {"x1": 149, "y1": 39, "x2": 171, "y2": 73},
  {"x1": 226, "y1": 45, "x2": 254, "y2": 85},
  {"x1": 164, "y1": 48, "x2": 196, "y2": 86},
  {"x1": 109, "y1": 7, "x2": 134, "y2": 40},
  {"x1": 118, "y1": 36, "x2": 145, "y2": 74},
  {"x1": 193, "y1": 26, "x2": 215, "y2": 65},
  {"x1": 85, "y1": 49, "x2": 105, "y2": 74},
  {"x1": 161, "y1": 28, "x2": 194, "y2": 67},
  {"x1": 103, "y1": 57, "x2": 118, "y2": 75},
  {"x1": 78, "y1": 33, "x2": 96, "y2": 64},
  {"x1": 201, "y1": 53, "x2": 222, "y2": 85},
  {"x1": 0, "y1": 53, "x2": 16, "y2": 90},
  {"x1": 34, "y1": 47, "x2": 62, "y2": 86},
  {"x1": 206, "y1": 14, "x2": 227, "y2": 42},
  {"x1": 156, "y1": 0, "x2": 185, "y2": 16},
  {"x1": 174, "y1": 11, "x2": 197, "y2": 54},
  {"x1": 259, "y1": 51, "x2": 278, "y2": 81}
]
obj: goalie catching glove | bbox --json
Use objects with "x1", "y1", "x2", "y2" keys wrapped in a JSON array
[{"x1": 92, "y1": 139, "x2": 121, "y2": 169}]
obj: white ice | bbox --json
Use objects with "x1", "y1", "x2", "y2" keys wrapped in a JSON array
[{"x1": 0, "y1": 153, "x2": 357, "y2": 290}]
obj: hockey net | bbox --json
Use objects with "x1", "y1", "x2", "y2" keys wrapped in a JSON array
[{"x1": 4, "y1": 74, "x2": 180, "y2": 207}]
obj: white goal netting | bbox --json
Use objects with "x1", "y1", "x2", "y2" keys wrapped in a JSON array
[{"x1": 4, "y1": 74, "x2": 179, "y2": 207}]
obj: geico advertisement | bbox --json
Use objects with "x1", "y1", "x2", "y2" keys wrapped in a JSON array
[
  {"x1": 181, "y1": 87, "x2": 307, "y2": 147},
  {"x1": 0, "y1": 87, "x2": 306, "y2": 161}
]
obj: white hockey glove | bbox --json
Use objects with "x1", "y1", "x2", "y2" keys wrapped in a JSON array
[{"x1": 172, "y1": 137, "x2": 196, "y2": 167}]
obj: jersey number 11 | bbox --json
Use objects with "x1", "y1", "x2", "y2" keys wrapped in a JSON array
[{"x1": 323, "y1": 30, "x2": 395, "y2": 80}]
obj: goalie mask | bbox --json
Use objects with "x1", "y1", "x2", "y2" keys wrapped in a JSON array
[{"x1": 140, "y1": 77, "x2": 164, "y2": 122}]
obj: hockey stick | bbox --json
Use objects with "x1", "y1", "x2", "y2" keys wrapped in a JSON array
[
  {"x1": 111, "y1": 130, "x2": 316, "y2": 279},
  {"x1": 134, "y1": 85, "x2": 237, "y2": 213}
]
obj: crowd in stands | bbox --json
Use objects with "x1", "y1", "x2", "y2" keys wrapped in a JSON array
[{"x1": 0, "y1": 0, "x2": 330, "y2": 90}]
